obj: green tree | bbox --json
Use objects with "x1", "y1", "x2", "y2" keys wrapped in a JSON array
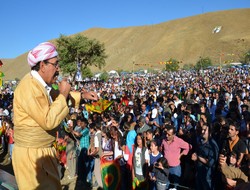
[
  {"x1": 195, "y1": 57, "x2": 212, "y2": 70},
  {"x1": 99, "y1": 71, "x2": 109, "y2": 82},
  {"x1": 182, "y1": 63, "x2": 194, "y2": 70},
  {"x1": 244, "y1": 49, "x2": 250, "y2": 64},
  {"x1": 82, "y1": 67, "x2": 93, "y2": 78},
  {"x1": 56, "y1": 34, "x2": 107, "y2": 76},
  {"x1": 165, "y1": 58, "x2": 180, "y2": 71}
]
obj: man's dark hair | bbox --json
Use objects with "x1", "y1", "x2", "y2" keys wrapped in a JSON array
[
  {"x1": 77, "y1": 116, "x2": 88, "y2": 124},
  {"x1": 146, "y1": 129, "x2": 153, "y2": 134},
  {"x1": 31, "y1": 61, "x2": 41, "y2": 71},
  {"x1": 89, "y1": 123, "x2": 96, "y2": 130},
  {"x1": 165, "y1": 124, "x2": 176, "y2": 134},
  {"x1": 227, "y1": 118, "x2": 240, "y2": 131},
  {"x1": 95, "y1": 122, "x2": 102, "y2": 130}
]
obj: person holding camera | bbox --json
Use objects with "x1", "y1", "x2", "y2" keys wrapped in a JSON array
[
  {"x1": 219, "y1": 151, "x2": 248, "y2": 189},
  {"x1": 151, "y1": 157, "x2": 169, "y2": 190}
]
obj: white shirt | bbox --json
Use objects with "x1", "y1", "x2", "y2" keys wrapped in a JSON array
[
  {"x1": 134, "y1": 147, "x2": 149, "y2": 175},
  {"x1": 94, "y1": 130, "x2": 101, "y2": 148},
  {"x1": 151, "y1": 108, "x2": 158, "y2": 119},
  {"x1": 174, "y1": 99, "x2": 183, "y2": 108},
  {"x1": 114, "y1": 141, "x2": 123, "y2": 159}
]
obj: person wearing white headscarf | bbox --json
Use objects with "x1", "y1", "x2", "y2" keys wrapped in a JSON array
[
  {"x1": 12, "y1": 42, "x2": 97, "y2": 190},
  {"x1": 13, "y1": 41, "x2": 98, "y2": 190},
  {"x1": 12, "y1": 42, "x2": 71, "y2": 190}
]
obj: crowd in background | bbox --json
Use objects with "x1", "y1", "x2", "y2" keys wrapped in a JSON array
[{"x1": 0, "y1": 66, "x2": 250, "y2": 190}]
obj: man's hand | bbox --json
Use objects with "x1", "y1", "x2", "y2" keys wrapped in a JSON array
[
  {"x1": 191, "y1": 152, "x2": 198, "y2": 161},
  {"x1": 82, "y1": 91, "x2": 98, "y2": 101},
  {"x1": 219, "y1": 154, "x2": 227, "y2": 166},
  {"x1": 58, "y1": 80, "x2": 71, "y2": 99},
  {"x1": 226, "y1": 178, "x2": 236, "y2": 187}
]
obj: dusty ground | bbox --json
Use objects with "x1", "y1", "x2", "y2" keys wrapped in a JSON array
[{"x1": 61, "y1": 169, "x2": 100, "y2": 190}]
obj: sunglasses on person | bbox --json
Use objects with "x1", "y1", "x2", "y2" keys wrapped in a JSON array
[{"x1": 44, "y1": 60, "x2": 60, "y2": 68}]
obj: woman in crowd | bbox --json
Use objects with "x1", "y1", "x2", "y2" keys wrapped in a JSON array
[
  {"x1": 110, "y1": 125, "x2": 128, "y2": 190},
  {"x1": 132, "y1": 133, "x2": 149, "y2": 189},
  {"x1": 101, "y1": 126, "x2": 113, "y2": 161}
]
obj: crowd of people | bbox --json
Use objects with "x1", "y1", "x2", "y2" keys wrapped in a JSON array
[{"x1": 1, "y1": 56, "x2": 250, "y2": 190}]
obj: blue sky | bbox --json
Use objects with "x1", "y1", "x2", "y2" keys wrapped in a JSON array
[{"x1": 1, "y1": 0, "x2": 249, "y2": 58}]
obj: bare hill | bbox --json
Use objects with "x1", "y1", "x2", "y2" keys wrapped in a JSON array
[{"x1": 1, "y1": 8, "x2": 250, "y2": 80}]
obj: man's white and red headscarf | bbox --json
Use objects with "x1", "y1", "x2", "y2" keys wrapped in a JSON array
[{"x1": 27, "y1": 42, "x2": 58, "y2": 67}]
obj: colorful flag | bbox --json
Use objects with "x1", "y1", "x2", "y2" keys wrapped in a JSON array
[
  {"x1": 121, "y1": 96, "x2": 129, "y2": 106},
  {"x1": 85, "y1": 99, "x2": 113, "y2": 114},
  {"x1": 101, "y1": 158, "x2": 121, "y2": 190},
  {"x1": 132, "y1": 177, "x2": 148, "y2": 190}
]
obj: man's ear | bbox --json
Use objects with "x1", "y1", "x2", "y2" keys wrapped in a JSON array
[
  {"x1": 236, "y1": 130, "x2": 239, "y2": 135},
  {"x1": 40, "y1": 61, "x2": 47, "y2": 73}
]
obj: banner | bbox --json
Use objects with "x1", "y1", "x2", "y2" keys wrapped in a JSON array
[
  {"x1": 85, "y1": 99, "x2": 113, "y2": 114},
  {"x1": 132, "y1": 177, "x2": 148, "y2": 190},
  {"x1": 101, "y1": 158, "x2": 121, "y2": 190}
]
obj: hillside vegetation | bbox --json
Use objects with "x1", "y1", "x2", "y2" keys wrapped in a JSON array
[{"x1": 1, "y1": 8, "x2": 250, "y2": 80}]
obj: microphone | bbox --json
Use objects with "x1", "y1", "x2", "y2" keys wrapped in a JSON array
[
  {"x1": 56, "y1": 75, "x2": 76, "y2": 107},
  {"x1": 56, "y1": 75, "x2": 71, "y2": 84},
  {"x1": 56, "y1": 75, "x2": 63, "y2": 83}
]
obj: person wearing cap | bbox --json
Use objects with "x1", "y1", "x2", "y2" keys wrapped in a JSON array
[
  {"x1": 128, "y1": 100, "x2": 136, "y2": 118},
  {"x1": 12, "y1": 42, "x2": 97, "y2": 190}
]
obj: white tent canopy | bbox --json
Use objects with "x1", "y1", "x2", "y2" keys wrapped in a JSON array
[
  {"x1": 108, "y1": 70, "x2": 119, "y2": 77},
  {"x1": 230, "y1": 62, "x2": 242, "y2": 65}
]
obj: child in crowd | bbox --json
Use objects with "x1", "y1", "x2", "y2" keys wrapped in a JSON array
[
  {"x1": 6, "y1": 121, "x2": 14, "y2": 160},
  {"x1": 152, "y1": 157, "x2": 169, "y2": 190},
  {"x1": 146, "y1": 129, "x2": 154, "y2": 150},
  {"x1": 149, "y1": 140, "x2": 163, "y2": 190}
]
